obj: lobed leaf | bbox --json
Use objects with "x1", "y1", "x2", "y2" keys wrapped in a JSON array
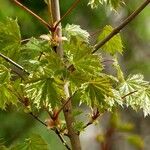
[
  {"x1": 0, "y1": 65, "x2": 18, "y2": 109},
  {"x1": 0, "y1": 18, "x2": 21, "y2": 58},
  {"x1": 64, "y1": 39, "x2": 103, "y2": 77},
  {"x1": 25, "y1": 77, "x2": 63, "y2": 108},
  {"x1": 78, "y1": 76, "x2": 114, "y2": 109},
  {"x1": 64, "y1": 24, "x2": 90, "y2": 43},
  {"x1": 118, "y1": 74, "x2": 150, "y2": 116},
  {"x1": 98, "y1": 25, "x2": 123, "y2": 55}
]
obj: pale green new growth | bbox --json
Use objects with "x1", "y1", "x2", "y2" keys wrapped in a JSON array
[
  {"x1": 88, "y1": 0, "x2": 124, "y2": 10},
  {"x1": 0, "y1": 0, "x2": 149, "y2": 148},
  {"x1": 118, "y1": 74, "x2": 150, "y2": 116},
  {"x1": 98, "y1": 25, "x2": 123, "y2": 55}
]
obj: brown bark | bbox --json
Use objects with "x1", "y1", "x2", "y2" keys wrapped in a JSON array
[{"x1": 50, "y1": 1, "x2": 81, "y2": 149}]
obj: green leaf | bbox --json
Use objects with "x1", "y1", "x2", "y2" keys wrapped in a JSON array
[
  {"x1": 64, "y1": 39, "x2": 103, "y2": 77},
  {"x1": 88, "y1": 0, "x2": 124, "y2": 10},
  {"x1": 104, "y1": 89, "x2": 123, "y2": 109},
  {"x1": 73, "y1": 121, "x2": 85, "y2": 132},
  {"x1": 118, "y1": 74, "x2": 150, "y2": 116},
  {"x1": 0, "y1": 65, "x2": 18, "y2": 109},
  {"x1": 25, "y1": 77, "x2": 63, "y2": 108},
  {"x1": 11, "y1": 134, "x2": 48, "y2": 150},
  {"x1": 113, "y1": 56, "x2": 125, "y2": 82},
  {"x1": 98, "y1": 25, "x2": 123, "y2": 55},
  {"x1": 88, "y1": 0, "x2": 102, "y2": 9},
  {"x1": 109, "y1": 0, "x2": 123, "y2": 10},
  {"x1": 0, "y1": 18, "x2": 21, "y2": 57},
  {"x1": 45, "y1": 52, "x2": 66, "y2": 77},
  {"x1": 0, "y1": 85, "x2": 18, "y2": 109},
  {"x1": 19, "y1": 38, "x2": 51, "y2": 72},
  {"x1": 64, "y1": 24, "x2": 90, "y2": 42},
  {"x1": 80, "y1": 77, "x2": 113, "y2": 108},
  {"x1": 134, "y1": 87, "x2": 150, "y2": 117},
  {"x1": 0, "y1": 64, "x2": 11, "y2": 84}
]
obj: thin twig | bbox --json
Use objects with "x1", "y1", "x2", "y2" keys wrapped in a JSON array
[
  {"x1": 29, "y1": 112, "x2": 71, "y2": 150},
  {"x1": 54, "y1": 97, "x2": 72, "y2": 120},
  {"x1": 54, "y1": 0, "x2": 81, "y2": 29},
  {"x1": 54, "y1": 129, "x2": 71, "y2": 150},
  {"x1": 121, "y1": 90, "x2": 138, "y2": 99},
  {"x1": 29, "y1": 112, "x2": 47, "y2": 126},
  {"x1": 83, "y1": 109, "x2": 101, "y2": 129},
  {"x1": 47, "y1": 0, "x2": 53, "y2": 26},
  {"x1": 93, "y1": 0, "x2": 150, "y2": 53},
  {"x1": 102, "y1": 59, "x2": 114, "y2": 63},
  {"x1": 0, "y1": 52, "x2": 29, "y2": 75},
  {"x1": 21, "y1": 38, "x2": 30, "y2": 43},
  {"x1": 90, "y1": 28, "x2": 102, "y2": 37},
  {"x1": 11, "y1": 0, "x2": 52, "y2": 31}
]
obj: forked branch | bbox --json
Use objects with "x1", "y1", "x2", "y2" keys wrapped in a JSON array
[
  {"x1": 54, "y1": 0, "x2": 81, "y2": 29},
  {"x1": 11, "y1": 0, "x2": 52, "y2": 31}
]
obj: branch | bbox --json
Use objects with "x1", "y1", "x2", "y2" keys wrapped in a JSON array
[
  {"x1": 50, "y1": 1, "x2": 81, "y2": 149},
  {"x1": 29, "y1": 112, "x2": 47, "y2": 127},
  {"x1": 11, "y1": 0, "x2": 52, "y2": 31},
  {"x1": 54, "y1": 0, "x2": 81, "y2": 29},
  {"x1": 92, "y1": 0, "x2": 150, "y2": 53},
  {"x1": 49, "y1": 0, "x2": 63, "y2": 56},
  {"x1": 29, "y1": 112, "x2": 71, "y2": 150},
  {"x1": 54, "y1": 91, "x2": 78, "y2": 119},
  {"x1": 63, "y1": 82, "x2": 82, "y2": 150},
  {"x1": 83, "y1": 109, "x2": 101, "y2": 129},
  {"x1": 54, "y1": 97, "x2": 72, "y2": 120},
  {"x1": 121, "y1": 90, "x2": 138, "y2": 99},
  {"x1": 8, "y1": 92, "x2": 70, "y2": 150},
  {"x1": 0, "y1": 52, "x2": 29, "y2": 75}
]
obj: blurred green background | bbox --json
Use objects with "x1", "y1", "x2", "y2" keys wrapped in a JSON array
[{"x1": 0, "y1": 0, "x2": 149, "y2": 150}]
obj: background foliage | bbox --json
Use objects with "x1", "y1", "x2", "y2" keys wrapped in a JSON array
[{"x1": 0, "y1": 0, "x2": 149, "y2": 150}]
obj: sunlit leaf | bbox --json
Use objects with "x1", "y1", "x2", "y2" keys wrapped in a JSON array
[
  {"x1": 0, "y1": 64, "x2": 10, "y2": 84},
  {"x1": 88, "y1": 0, "x2": 124, "y2": 10},
  {"x1": 64, "y1": 24, "x2": 90, "y2": 42},
  {"x1": 98, "y1": 25, "x2": 123, "y2": 55},
  {"x1": 113, "y1": 56, "x2": 125, "y2": 82},
  {"x1": 64, "y1": 39, "x2": 103, "y2": 77},
  {"x1": 0, "y1": 18, "x2": 21, "y2": 58},
  {"x1": 0, "y1": 65, "x2": 18, "y2": 109},
  {"x1": 0, "y1": 85, "x2": 18, "y2": 109},
  {"x1": 25, "y1": 77, "x2": 63, "y2": 108},
  {"x1": 118, "y1": 74, "x2": 150, "y2": 116},
  {"x1": 80, "y1": 77, "x2": 113, "y2": 108}
]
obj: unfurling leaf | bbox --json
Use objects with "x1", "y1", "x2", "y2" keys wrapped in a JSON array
[
  {"x1": 98, "y1": 25, "x2": 123, "y2": 55},
  {"x1": 64, "y1": 24, "x2": 90, "y2": 42}
]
